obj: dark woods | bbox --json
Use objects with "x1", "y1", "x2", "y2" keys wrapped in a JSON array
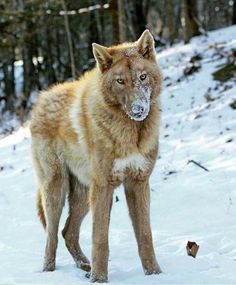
[{"x1": 0, "y1": 0, "x2": 235, "y2": 121}]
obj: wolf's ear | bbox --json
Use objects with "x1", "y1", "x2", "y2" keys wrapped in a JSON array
[
  {"x1": 137, "y1": 30, "x2": 156, "y2": 61},
  {"x1": 92, "y1": 43, "x2": 113, "y2": 72}
]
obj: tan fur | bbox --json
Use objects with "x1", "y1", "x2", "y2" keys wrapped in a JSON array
[
  {"x1": 30, "y1": 30, "x2": 162, "y2": 282},
  {"x1": 36, "y1": 190, "x2": 46, "y2": 229}
]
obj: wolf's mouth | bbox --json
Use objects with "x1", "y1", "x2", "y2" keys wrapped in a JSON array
[
  {"x1": 127, "y1": 109, "x2": 149, "y2": 121},
  {"x1": 124, "y1": 98, "x2": 151, "y2": 122}
]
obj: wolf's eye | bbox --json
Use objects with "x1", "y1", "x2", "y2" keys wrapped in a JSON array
[
  {"x1": 117, "y1": 78, "x2": 125, "y2": 84},
  {"x1": 140, "y1": 74, "x2": 147, "y2": 81}
]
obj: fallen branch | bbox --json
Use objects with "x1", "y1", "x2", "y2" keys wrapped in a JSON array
[{"x1": 187, "y1": 160, "x2": 209, "y2": 172}]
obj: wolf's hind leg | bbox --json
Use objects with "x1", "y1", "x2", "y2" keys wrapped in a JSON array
[
  {"x1": 62, "y1": 175, "x2": 90, "y2": 272},
  {"x1": 41, "y1": 169, "x2": 66, "y2": 271},
  {"x1": 42, "y1": 163, "x2": 67, "y2": 272},
  {"x1": 32, "y1": 139, "x2": 67, "y2": 272}
]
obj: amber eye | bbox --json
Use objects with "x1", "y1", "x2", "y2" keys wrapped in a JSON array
[
  {"x1": 140, "y1": 74, "x2": 147, "y2": 81},
  {"x1": 117, "y1": 78, "x2": 125, "y2": 84}
]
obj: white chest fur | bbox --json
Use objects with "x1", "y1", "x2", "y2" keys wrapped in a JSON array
[
  {"x1": 65, "y1": 152, "x2": 148, "y2": 187},
  {"x1": 112, "y1": 153, "x2": 149, "y2": 173}
]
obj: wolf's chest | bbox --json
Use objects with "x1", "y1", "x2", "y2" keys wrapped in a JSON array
[
  {"x1": 112, "y1": 153, "x2": 148, "y2": 173},
  {"x1": 64, "y1": 143, "x2": 148, "y2": 187}
]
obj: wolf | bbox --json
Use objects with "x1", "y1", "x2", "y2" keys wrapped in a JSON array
[{"x1": 30, "y1": 29, "x2": 162, "y2": 283}]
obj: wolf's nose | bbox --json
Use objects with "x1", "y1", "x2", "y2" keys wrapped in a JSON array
[{"x1": 132, "y1": 104, "x2": 144, "y2": 114}]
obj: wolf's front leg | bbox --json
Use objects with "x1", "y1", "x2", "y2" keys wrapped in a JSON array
[
  {"x1": 89, "y1": 182, "x2": 113, "y2": 283},
  {"x1": 124, "y1": 178, "x2": 161, "y2": 275}
]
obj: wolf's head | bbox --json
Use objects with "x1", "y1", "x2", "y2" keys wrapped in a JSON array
[{"x1": 92, "y1": 30, "x2": 162, "y2": 122}]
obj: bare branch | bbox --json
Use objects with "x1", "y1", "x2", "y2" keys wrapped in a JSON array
[{"x1": 187, "y1": 160, "x2": 209, "y2": 172}]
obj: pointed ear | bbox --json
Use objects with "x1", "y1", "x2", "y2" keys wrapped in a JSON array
[
  {"x1": 137, "y1": 29, "x2": 156, "y2": 61},
  {"x1": 92, "y1": 43, "x2": 113, "y2": 72}
]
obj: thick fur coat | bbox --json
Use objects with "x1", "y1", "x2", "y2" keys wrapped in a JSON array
[{"x1": 30, "y1": 30, "x2": 162, "y2": 283}]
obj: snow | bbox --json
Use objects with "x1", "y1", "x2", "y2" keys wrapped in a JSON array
[{"x1": 0, "y1": 25, "x2": 236, "y2": 284}]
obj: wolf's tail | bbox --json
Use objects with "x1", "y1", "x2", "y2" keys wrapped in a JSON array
[{"x1": 37, "y1": 190, "x2": 46, "y2": 230}]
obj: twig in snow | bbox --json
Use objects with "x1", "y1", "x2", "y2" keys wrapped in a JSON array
[{"x1": 187, "y1": 160, "x2": 209, "y2": 172}]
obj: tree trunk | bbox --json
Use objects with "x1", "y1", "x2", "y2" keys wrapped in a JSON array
[
  {"x1": 17, "y1": 0, "x2": 39, "y2": 120},
  {"x1": 110, "y1": 0, "x2": 120, "y2": 44},
  {"x1": 22, "y1": 46, "x2": 33, "y2": 112},
  {"x1": 166, "y1": 0, "x2": 176, "y2": 45},
  {"x1": 134, "y1": 0, "x2": 148, "y2": 37},
  {"x1": 181, "y1": 0, "x2": 201, "y2": 43},
  {"x1": 55, "y1": 27, "x2": 63, "y2": 82},
  {"x1": 118, "y1": 0, "x2": 127, "y2": 42},
  {"x1": 124, "y1": 0, "x2": 149, "y2": 41},
  {"x1": 233, "y1": 0, "x2": 236, "y2": 24},
  {"x1": 88, "y1": 9, "x2": 100, "y2": 60},
  {"x1": 61, "y1": 0, "x2": 76, "y2": 79},
  {"x1": 89, "y1": 0, "x2": 106, "y2": 45},
  {"x1": 44, "y1": 25, "x2": 57, "y2": 85},
  {"x1": 2, "y1": 47, "x2": 15, "y2": 113}
]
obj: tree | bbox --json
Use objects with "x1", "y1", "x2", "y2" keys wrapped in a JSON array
[
  {"x1": 2, "y1": 47, "x2": 15, "y2": 113},
  {"x1": 233, "y1": 0, "x2": 236, "y2": 24},
  {"x1": 61, "y1": 0, "x2": 76, "y2": 79},
  {"x1": 118, "y1": 0, "x2": 127, "y2": 42},
  {"x1": 110, "y1": 0, "x2": 120, "y2": 44},
  {"x1": 181, "y1": 0, "x2": 201, "y2": 43},
  {"x1": 166, "y1": 0, "x2": 176, "y2": 45},
  {"x1": 124, "y1": 0, "x2": 150, "y2": 40}
]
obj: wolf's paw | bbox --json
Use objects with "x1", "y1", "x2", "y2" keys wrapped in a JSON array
[
  {"x1": 89, "y1": 270, "x2": 108, "y2": 283},
  {"x1": 76, "y1": 260, "x2": 91, "y2": 272},
  {"x1": 144, "y1": 265, "x2": 162, "y2": 275},
  {"x1": 43, "y1": 260, "x2": 56, "y2": 272}
]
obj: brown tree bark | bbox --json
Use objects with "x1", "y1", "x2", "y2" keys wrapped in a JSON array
[
  {"x1": 61, "y1": 0, "x2": 76, "y2": 79},
  {"x1": 93, "y1": 0, "x2": 105, "y2": 44},
  {"x1": 166, "y1": 0, "x2": 176, "y2": 45},
  {"x1": 181, "y1": 0, "x2": 201, "y2": 43},
  {"x1": 118, "y1": 0, "x2": 127, "y2": 42},
  {"x1": 233, "y1": 0, "x2": 236, "y2": 24},
  {"x1": 110, "y1": 0, "x2": 120, "y2": 44},
  {"x1": 2, "y1": 47, "x2": 15, "y2": 113},
  {"x1": 125, "y1": 0, "x2": 149, "y2": 40}
]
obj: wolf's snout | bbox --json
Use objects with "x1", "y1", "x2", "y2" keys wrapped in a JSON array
[
  {"x1": 128, "y1": 100, "x2": 150, "y2": 121},
  {"x1": 132, "y1": 104, "x2": 145, "y2": 115}
]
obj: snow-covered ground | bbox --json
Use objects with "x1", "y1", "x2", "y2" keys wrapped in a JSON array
[{"x1": 0, "y1": 26, "x2": 236, "y2": 284}]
